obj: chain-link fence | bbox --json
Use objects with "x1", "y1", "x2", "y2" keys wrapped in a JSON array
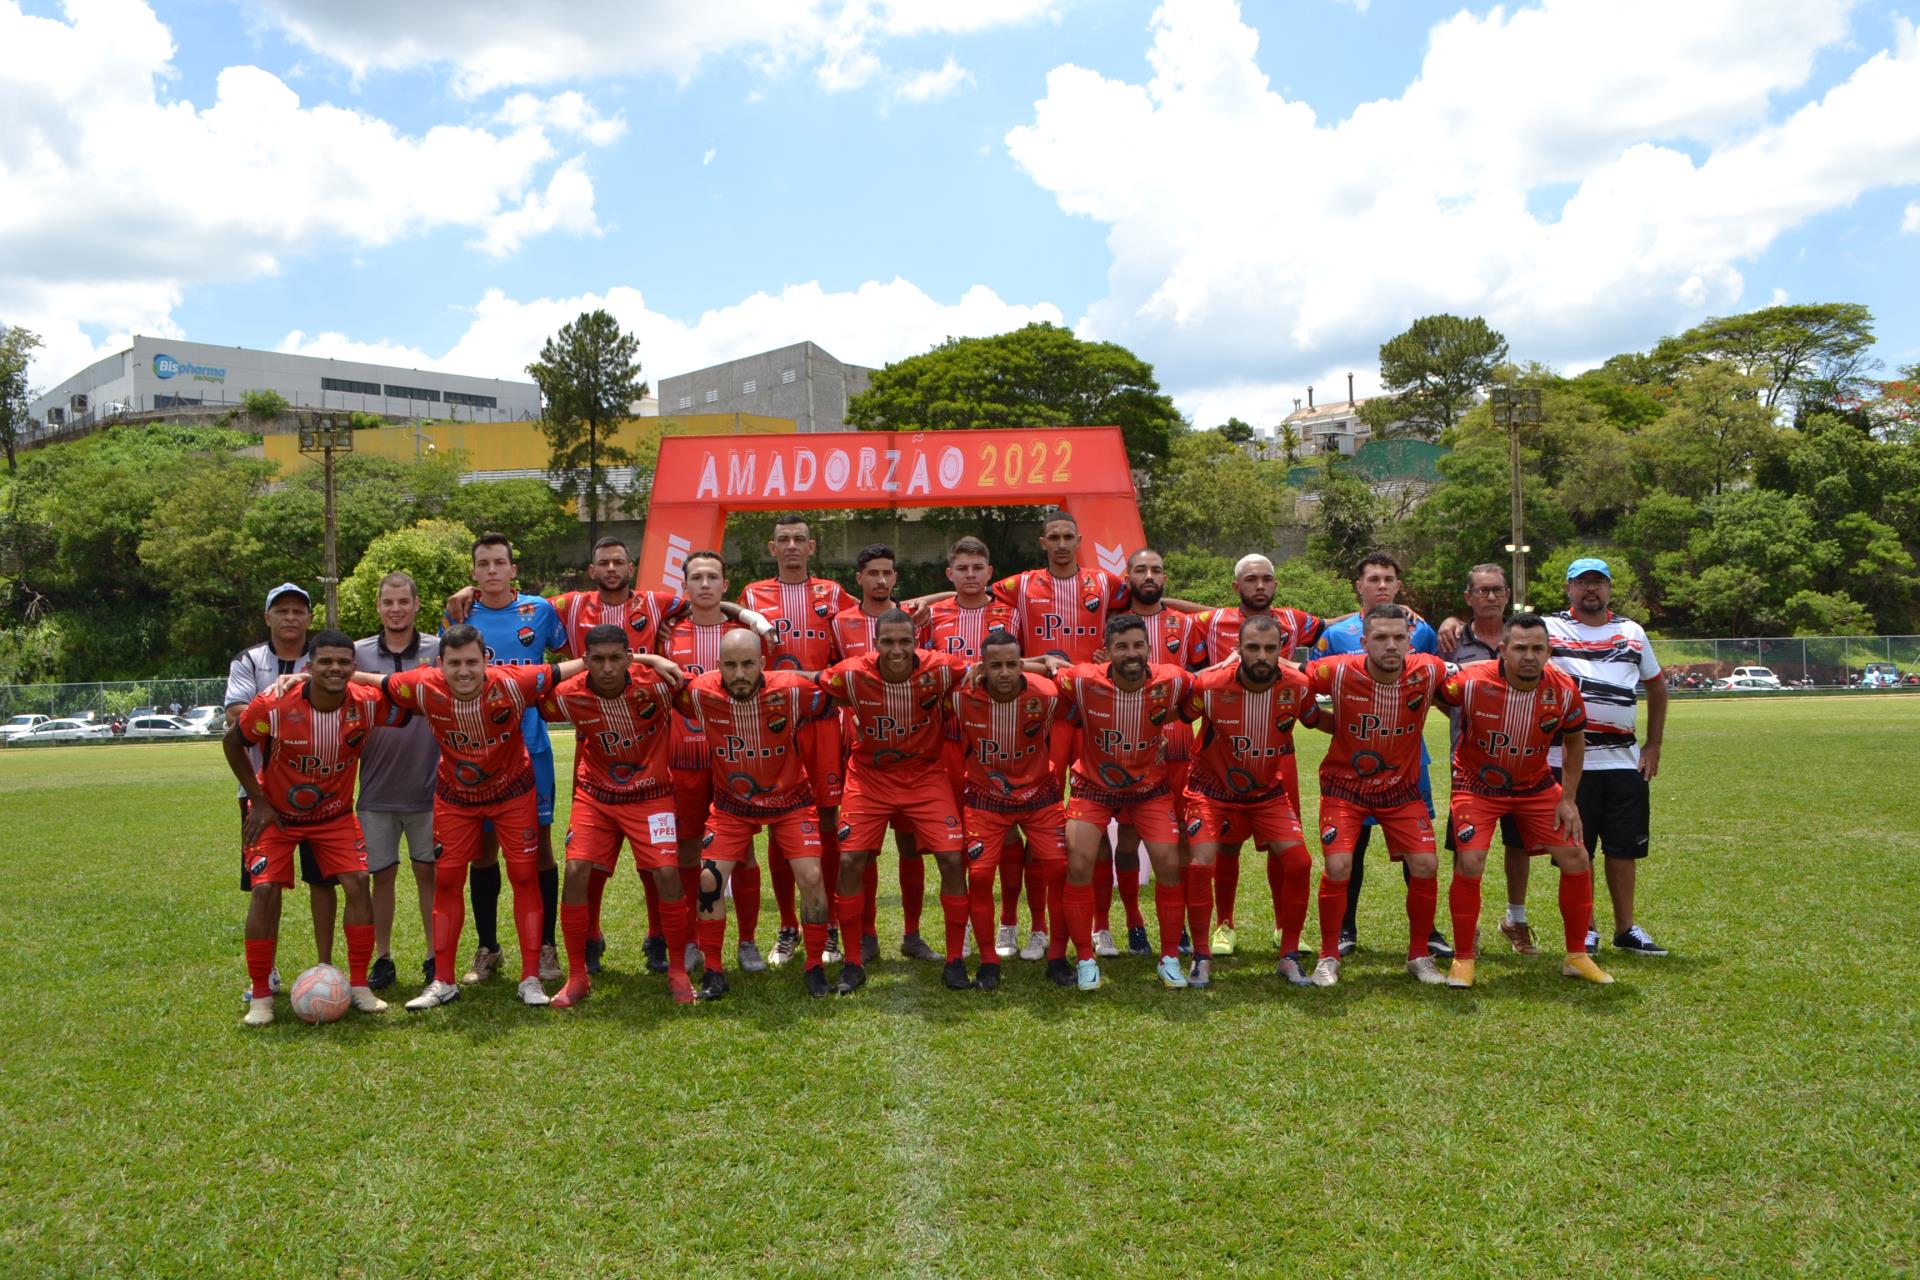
[
  {"x1": 1653, "y1": 636, "x2": 1920, "y2": 688},
  {"x1": 0, "y1": 678, "x2": 229, "y2": 722}
]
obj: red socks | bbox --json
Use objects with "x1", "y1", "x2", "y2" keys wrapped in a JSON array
[
  {"x1": 1153, "y1": 881, "x2": 1184, "y2": 959},
  {"x1": 1215, "y1": 852, "x2": 1241, "y2": 928},
  {"x1": 732, "y1": 862, "x2": 762, "y2": 944},
  {"x1": 940, "y1": 893, "x2": 970, "y2": 962},
  {"x1": 560, "y1": 901, "x2": 590, "y2": 991},
  {"x1": 802, "y1": 921, "x2": 828, "y2": 969},
  {"x1": 968, "y1": 867, "x2": 998, "y2": 959},
  {"x1": 1043, "y1": 863, "x2": 1069, "y2": 960},
  {"x1": 1406, "y1": 874, "x2": 1438, "y2": 960},
  {"x1": 1275, "y1": 845, "x2": 1310, "y2": 954},
  {"x1": 1450, "y1": 874, "x2": 1482, "y2": 960},
  {"x1": 1093, "y1": 852, "x2": 1114, "y2": 932},
  {"x1": 661, "y1": 895, "x2": 690, "y2": 977},
  {"x1": 1117, "y1": 862, "x2": 1146, "y2": 931},
  {"x1": 639, "y1": 868, "x2": 660, "y2": 939},
  {"x1": 506, "y1": 861, "x2": 543, "y2": 980},
  {"x1": 862, "y1": 858, "x2": 880, "y2": 937},
  {"x1": 245, "y1": 937, "x2": 276, "y2": 999},
  {"x1": 343, "y1": 923, "x2": 373, "y2": 987},
  {"x1": 1026, "y1": 857, "x2": 1051, "y2": 934},
  {"x1": 1317, "y1": 875, "x2": 1348, "y2": 960},
  {"x1": 588, "y1": 870, "x2": 608, "y2": 942},
  {"x1": 999, "y1": 836, "x2": 1025, "y2": 927},
  {"x1": 697, "y1": 916, "x2": 727, "y2": 972},
  {"x1": 433, "y1": 861, "x2": 467, "y2": 984},
  {"x1": 1183, "y1": 863, "x2": 1215, "y2": 959},
  {"x1": 901, "y1": 856, "x2": 927, "y2": 936},
  {"x1": 837, "y1": 890, "x2": 866, "y2": 962},
  {"x1": 1063, "y1": 881, "x2": 1095, "y2": 960},
  {"x1": 770, "y1": 847, "x2": 800, "y2": 930},
  {"x1": 1559, "y1": 869, "x2": 1594, "y2": 954}
]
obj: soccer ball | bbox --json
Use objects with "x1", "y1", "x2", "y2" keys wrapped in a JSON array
[{"x1": 289, "y1": 964, "x2": 351, "y2": 1024}]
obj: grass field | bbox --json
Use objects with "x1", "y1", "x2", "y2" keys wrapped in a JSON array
[{"x1": 3, "y1": 697, "x2": 1918, "y2": 1277}]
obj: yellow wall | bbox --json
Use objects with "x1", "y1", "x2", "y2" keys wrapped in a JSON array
[{"x1": 262, "y1": 412, "x2": 795, "y2": 475}]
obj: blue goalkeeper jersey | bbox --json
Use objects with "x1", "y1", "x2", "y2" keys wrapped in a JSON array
[{"x1": 446, "y1": 593, "x2": 566, "y2": 755}]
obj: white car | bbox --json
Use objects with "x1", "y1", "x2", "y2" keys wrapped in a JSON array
[
  {"x1": 181, "y1": 705, "x2": 224, "y2": 733},
  {"x1": 1729, "y1": 666, "x2": 1782, "y2": 688},
  {"x1": 15, "y1": 718, "x2": 115, "y2": 744},
  {"x1": 0, "y1": 714, "x2": 50, "y2": 742},
  {"x1": 121, "y1": 715, "x2": 206, "y2": 740},
  {"x1": 1722, "y1": 676, "x2": 1784, "y2": 692}
]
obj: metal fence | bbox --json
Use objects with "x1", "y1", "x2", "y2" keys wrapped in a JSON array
[
  {"x1": 1653, "y1": 635, "x2": 1920, "y2": 687},
  {"x1": 0, "y1": 678, "x2": 229, "y2": 721}
]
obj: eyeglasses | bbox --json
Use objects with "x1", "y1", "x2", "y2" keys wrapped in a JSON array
[{"x1": 1466, "y1": 586, "x2": 1509, "y2": 596}]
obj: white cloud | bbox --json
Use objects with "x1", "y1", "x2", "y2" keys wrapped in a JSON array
[
  {"x1": 1904, "y1": 201, "x2": 1920, "y2": 233},
  {"x1": 278, "y1": 279, "x2": 1065, "y2": 387},
  {"x1": 254, "y1": 0, "x2": 1062, "y2": 96},
  {"x1": 0, "y1": 0, "x2": 606, "y2": 385},
  {"x1": 1006, "y1": 0, "x2": 1920, "y2": 421},
  {"x1": 1770, "y1": 287, "x2": 1790, "y2": 306},
  {"x1": 493, "y1": 91, "x2": 627, "y2": 146},
  {"x1": 895, "y1": 57, "x2": 975, "y2": 104},
  {"x1": 703, "y1": 148, "x2": 717, "y2": 166}
]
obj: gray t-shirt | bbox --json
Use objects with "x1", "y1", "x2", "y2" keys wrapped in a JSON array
[
  {"x1": 353, "y1": 631, "x2": 441, "y2": 812},
  {"x1": 224, "y1": 641, "x2": 308, "y2": 800}
]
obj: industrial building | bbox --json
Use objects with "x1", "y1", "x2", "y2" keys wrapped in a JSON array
[{"x1": 655, "y1": 341, "x2": 873, "y2": 434}]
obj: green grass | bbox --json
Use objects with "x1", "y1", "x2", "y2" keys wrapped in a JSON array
[{"x1": 3, "y1": 698, "x2": 1918, "y2": 1277}]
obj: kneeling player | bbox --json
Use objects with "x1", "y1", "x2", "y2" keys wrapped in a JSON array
[
  {"x1": 227, "y1": 630, "x2": 406, "y2": 1026},
  {"x1": 678, "y1": 629, "x2": 838, "y2": 998},
  {"x1": 950, "y1": 628, "x2": 1066, "y2": 990},
  {"x1": 1181, "y1": 614, "x2": 1319, "y2": 988},
  {"x1": 538, "y1": 625, "x2": 691, "y2": 1007},
  {"x1": 1438, "y1": 614, "x2": 1612, "y2": 986}
]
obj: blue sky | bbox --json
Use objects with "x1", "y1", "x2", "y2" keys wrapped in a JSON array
[{"x1": 6, "y1": 0, "x2": 1919, "y2": 426}]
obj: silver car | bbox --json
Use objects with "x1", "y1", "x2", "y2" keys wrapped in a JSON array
[
  {"x1": 15, "y1": 718, "x2": 115, "y2": 744},
  {"x1": 121, "y1": 715, "x2": 207, "y2": 740}
]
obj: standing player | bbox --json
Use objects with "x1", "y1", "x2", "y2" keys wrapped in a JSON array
[
  {"x1": 920, "y1": 537, "x2": 1023, "y2": 959},
  {"x1": 353, "y1": 571, "x2": 441, "y2": 990},
  {"x1": 1303, "y1": 605, "x2": 1450, "y2": 988},
  {"x1": 678, "y1": 629, "x2": 839, "y2": 999},
  {"x1": 227, "y1": 630, "x2": 405, "y2": 1026},
  {"x1": 818, "y1": 610, "x2": 976, "y2": 994},
  {"x1": 538, "y1": 625, "x2": 692, "y2": 1007},
  {"x1": 1055, "y1": 615, "x2": 1194, "y2": 991},
  {"x1": 1437, "y1": 613, "x2": 1613, "y2": 987},
  {"x1": 1315, "y1": 553, "x2": 1451, "y2": 961},
  {"x1": 1185, "y1": 553, "x2": 1329, "y2": 957},
  {"x1": 949, "y1": 628, "x2": 1064, "y2": 991},
  {"x1": 1181, "y1": 615, "x2": 1320, "y2": 988}
]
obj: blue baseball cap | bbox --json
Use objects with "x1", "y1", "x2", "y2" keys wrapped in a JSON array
[
  {"x1": 1565, "y1": 557, "x2": 1612, "y2": 581},
  {"x1": 264, "y1": 582, "x2": 311, "y2": 609}
]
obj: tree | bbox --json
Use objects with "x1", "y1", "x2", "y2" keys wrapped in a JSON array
[
  {"x1": 1782, "y1": 589, "x2": 1875, "y2": 636},
  {"x1": 1635, "y1": 362, "x2": 1783, "y2": 498},
  {"x1": 137, "y1": 453, "x2": 280, "y2": 658},
  {"x1": 442, "y1": 479, "x2": 574, "y2": 579},
  {"x1": 242, "y1": 389, "x2": 288, "y2": 423},
  {"x1": 240, "y1": 452, "x2": 464, "y2": 591},
  {"x1": 338, "y1": 519, "x2": 477, "y2": 636},
  {"x1": 1143, "y1": 429, "x2": 1295, "y2": 554},
  {"x1": 1651, "y1": 303, "x2": 1876, "y2": 418},
  {"x1": 1217, "y1": 417, "x2": 1255, "y2": 445},
  {"x1": 1275, "y1": 421, "x2": 1303, "y2": 466},
  {"x1": 526, "y1": 309, "x2": 645, "y2": 551},
  {"x1": 1373, "y1": 314, "x2": 1509, "y2": 440},
  {"x1": 0, "y1": 324, "x2": 43, "y2": 473},
  {"x1": 1397, "y1": 444, "x2": 1571, "y2": 616},
  {"x1": 1305, "y1": 464, "x2": 1383, "y2": 579}
]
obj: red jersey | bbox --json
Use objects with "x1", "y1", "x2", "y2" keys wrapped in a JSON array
[
  {"x1": 238, "y1": 683, "x2": 405, "y2": 823},
  {"x1": 818, "y1": 651, "x2": 972, "y2": 772},
  {"x1": 538, "y1": 669, "x2": 677, "y2": 805},
  {"x1": 1183, "y1": 659, "x2": 1318, "y2": 802},
  {"x1": 919, "y1": 598, "x2": 1018, "y2": 659},
  {"x1": 1132, "y1": 607, "x2": 1194, "y2": 668},
  {"x1": 1055, "y1": 662, "x2": 1193, "y2": 799},
  {"x1": 656, "y1": 615, "x2": 750, "y2": 771},
  {"x1": 949, "y1": 674, "x2": 1061, "y2": 811},
  {"x1": 384, "y1": 663, "x2": 560, "y2": 805},
  {"x1": 675, "y1": 670, "x2": 828, "y2": 816},
  {"x1": 991, "y1": 567, "x2": 1129, "y2": 665},
  {"x1": 1187, "y1": 605, "x2": 1327, "y2": 668},
  {"x1": 1439, "y1": 662, "x2": 1587, "y2": 797},
  {"x1": 829, "y1": 605, "x2": 890, "y2": 662},
  {"x1": 1305, "y1": 652, "x2": 1448, "y2": 807},
  {"x1": 739, "y1": 577, "x2": 856, "y2": 671},
  {"x1": 552, "y1": 588, "x2": 688, "y2": 657}
]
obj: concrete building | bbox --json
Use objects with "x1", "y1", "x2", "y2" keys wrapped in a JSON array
[
  {"x1": 1278, "y1": 385, "x2": 1375, "y2": 457},
  {"x1": 28, "y1": 335, "x2": 543, "y2": 432},
  {"x1": 656, "y1": 341, "x2": 873, "y2": 434}
]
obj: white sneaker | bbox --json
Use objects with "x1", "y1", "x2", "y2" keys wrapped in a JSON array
[
  {"x1": 405, "y1": 980, "x2": 460, "y2": 1010},
  {"x1": 995, "y1": 924, "x2": 1018, "y2": 958},
  {"x1": 517, "y1": 976, "x2": 551, "y2": 1006},
  {"x1": 1092, "y1": 929, "x2": 1120, "y2": 958},
  {"x1": 462, "y1": 946, "x2": 501, "y2": 984},
  {"x1": 1018, "y1": 930, "x2": 1048, "y2": 961},
  {"x1": 242, "y1": 997, "x2": 274, "y2": 1026},
  {"x1": 240, "y1": 966, "x2": 284, "y2": 1007},
  {"x1": 1310, "y1": 956, "x2": 1341, "y2": 988},
  {"x1": 538, "y1": 943, "x2": 563, "y2": 982},
  {"x1": 1406, "y1": 955, "x2": 1446, "y2": 985},
  {"x1": 349, "y1": 986, "x2": 388, "y2": 1014}
]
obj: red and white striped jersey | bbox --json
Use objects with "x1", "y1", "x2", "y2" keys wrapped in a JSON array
[
  {"x1": 538, "y1": 669, "x2": 676, "y2": 804},
  {"x1": 1305, "y1": 652, "x2": 1448, "y2": 808},
  {"x1": 1183, "y1": 659, "x2": 1317, "y2": 802},
  {"x1": 1055, "y1": 661, "x2": 1192, "y2": 800},
  {"x1": 1187, "y1": 605, "x2": 1327, "y2": 668},
  {"x1": 990, "y1": 567, "x2": 1129, "y2": 665},
  {"x1": 237, "y1": 683, "x2": 405, "y2": 823},
  {"x1": 1439, "y1": 661, "x2": 1587, "y2": 797},
  {"x1": 739, "y1": 577, "x2": 856, "y2": 672},
  {"x1": 674, "y1": 670, "x2": 828, "y2": 816},
  {"x1": 657, "y1": 617, "x2": 749, "y2": 770},
  {"x1": 920, "y1": 598, "x2": 1018, "y2": 659},
  {"x1": 551, "y1": 589, "x2": 689, "y2": 657},
  {"x1": 818, "y1": 651, "x2": 972, "y2": 773},
  {"x1": 383, "y1": 664, "x2": 560, "y2": 805},
  {"x1": 949, "y1": 674, "x2": 1060, "y2": 811}
]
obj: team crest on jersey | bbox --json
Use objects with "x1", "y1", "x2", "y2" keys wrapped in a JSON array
[
  {"x1": 1082, "y1": 594, "x2": 1102, "y2": 612},
  {"x1": 345, "y1": 729, "x2": 366, "y2": 749},
  {"x1": 814, "y1": 602, "x2": 833, "y2": 618},
  {"x1": 490, "y1": 705, "x2": 513, "y2": 725},
  {"x1": 767, "y1": 713, "x2": 789, "y2": 734},
  {"x1": 1023, "y1": 720, "x2": 1044, "y2": 738},
  {"x1": 800, "y1": 822, "x2": 817, "y2": 835},
  {"x1": 517, "y1": 626, "x2": 536, "y2": 647},
  {"x1": 1147, "y1": 704, "x2": 1168, "y2": 726},
  {"x1": 247, "y1": 854, "x2": 268, "y2": 876},
  {"x1": 1320, "y1": 824, "x2": 1338, "y2": 845},
  {"x1": 1166, "y1": 637, "x2": 1182, "y2": 653},
  {"x1": 700, "y1": 831, "x2": 714, "y2": 849},
  {"x1": 1405, "y1": 691, "x2": 1426, "y2": 711},
  {"x1": 636, "y1": 701, "x2": 658, "y2": 720},
  {"x1": 1184, "y1": 816, "x2": 1203, "y2": 839},
  {"x1": 1540, "y1": 715, "x2": 1561, "y2": 734},
  {"x1": 837, "y1": 822, "x2": 853, "y2": 842},
  {"x1": 965, "y1": 839, "x2": 986, "y2": 862}
]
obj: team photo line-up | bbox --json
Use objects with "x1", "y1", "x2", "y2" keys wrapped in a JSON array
[{"x1": 227, "y1": 511, "x2": 1668, "y2": 1025}]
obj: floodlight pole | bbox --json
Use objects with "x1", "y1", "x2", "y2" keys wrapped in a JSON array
[
  {"x1": 1493, "y1": 386, "x2": 1541, "y2": 604},
  {"x1": 299, "y1": 413, "x2": 353, "y2": 627}
]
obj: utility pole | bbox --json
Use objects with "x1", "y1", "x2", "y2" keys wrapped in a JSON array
[
  {"x1": 1490, "y1": 386, "x2": 1540, "y2": 604},
  {"x1": 299, "y1": 412, "x2": 354, "y2": 627}
]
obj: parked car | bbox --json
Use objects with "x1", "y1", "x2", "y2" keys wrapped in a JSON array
[
  {"x1": 1722, "y1": 676, "x2": 1784, "y2": 692},
  {"x1": 0, "y1": 714, "x2": 50, "y2": 743},
  {"x1": 1861, "y1": 662, "x2": 1903, "y2": 688},
  {"x1": 120, "y1": 715, "x2": 206, "y2": 740},
  {"x1": 15, "y1": 718, "x2": 115, "y2": 744},
  {"x1": 181, "y1": 705, "x2": 224, "y2": 733},
  {"x1": 1729, "y1": 666, "x2": 1782, "y2": 688}
]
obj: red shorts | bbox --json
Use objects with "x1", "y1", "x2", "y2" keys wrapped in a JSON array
[
  {"x1": 840, "y1": 765, "x2": 965, "y2": 855},
  {"x1": 1317, "y1": 796, "x2": 1435, "y2": 860},
  {"x1": 940, "y1": 738, "x2": 966, "y2": 811},
  {"x1": 673, "y1": 768, "x2": 712, "y2": 836},
  {"x1": 1047, "y1": 716, "x2": 1076, "y2": 788},
  {"x1": 565, "y1": 792, "x2": 679, "y2": 872},
  {"x1": 1182, "y1": 792, "x2": 1305, "y2": 849},
  {"x1": 803, "y1": 716, "x2": 845, "y2": 807},
  {"x1": 1450, "y1": 786, "x2": 1574, "y2": 855},
  {"x1": 965, "y1": 803, "x2": 1067, "y2": 867},
  {"x1": 436, "y1": 791, "x2": 540, "y2": 870},
  {"x1": 705, "y1": 805, "x2": 822, "y2": 863},
  {"x1": 244, "y1": 811, "x2": 367, "y2": 888},
  {"x1": 1066, "y1": 789, "x2": 1179, "y2": 845}
]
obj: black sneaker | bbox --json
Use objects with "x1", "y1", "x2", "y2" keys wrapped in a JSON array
[
  {"x1": 802, "y1": 965, "x2": 830, "y2": 998},
  {"x1": 1126, "y1": 925, "x2": 1151, "y2": 957},
  {"x1": 1427, "y1": 929, "x2": 1454, "y2": 960},
  {"x1": 943, "y1": 959, "x2": 973, "y2": 990},
  {"x1": 1178, "y1": 928, "x2": 1193, "y2": 957},
  {"x1": 366, "y1": 954, "x2": 396, "y2": 991},
  {"x1": 899, "y1": 933, "x2": 938, "y2": 961},
  {"x1": 824, "y1": 926, "x2": 843, "y2": 963},
  {"x1": 697, "y1": 969, "x2": 729, "y2": 1002},
  {"x1": 1338, "y1": 926, "x2": 1358, "y2": 958},
  {"x1": 863, "y1": 934, "x2": 883, "y2": 964},
  {"x1": 1613, "y1": 925, "x2": 1669, "y2": 956},
  {"x1": 1046, "y1": 957, "x2": 1074, "y2": 986},
  {"x1": 585, "y1": 936, "x2": 606, "y2": 976},
  {"x1": 644, "y1": 934, "x2": 668, "y2": 974},
  {"x1": 974, "y1": 962, "x2": 1001, "y2": 991},
  {"x1": 834, "y1": 962, "x2": 867, "y2": 995}
]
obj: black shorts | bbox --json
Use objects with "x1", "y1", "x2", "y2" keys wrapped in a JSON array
[
  {"x1": 238, "y1": 798, "x2": 335, "y2": 890},
  {"x1": 1551, "y1": 767, "x2": 1649, "y2": 860},
  {"x1": 1443, "y1": 813, "x2": 1522, "y2": 854}
]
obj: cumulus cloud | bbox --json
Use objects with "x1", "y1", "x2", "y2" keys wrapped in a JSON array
[
  {"x1": 493, "y1": 91, "x2": 627, "y2": 146},
  {"x1": 1006, "y1": 0, "x2": 1920, "y2": 421},
  {"x1": 894, "y1": 57, "x2": 975, "y2": 105},
  {"x1": 1905, "y1": 201, "x2": 1920, "y2": 234}
]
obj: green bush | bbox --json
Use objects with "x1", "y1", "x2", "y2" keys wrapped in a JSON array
[{"x1": 338, "y1": 519, "x2": 477, "y2": 637}]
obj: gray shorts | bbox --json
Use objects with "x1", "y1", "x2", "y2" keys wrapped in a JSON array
[{"x1": 358, "y1": 809, "x2": 437, "y2": 873}]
